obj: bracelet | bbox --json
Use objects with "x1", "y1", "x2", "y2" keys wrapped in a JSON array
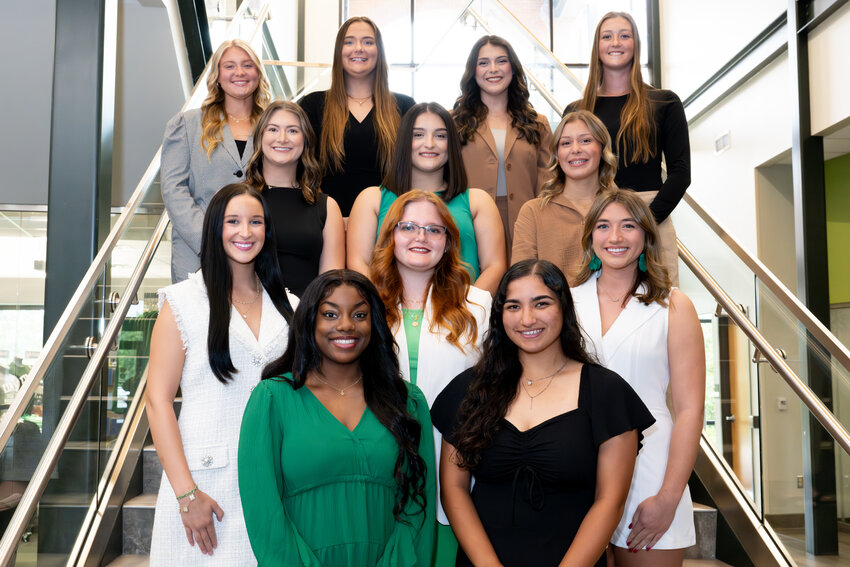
[
  {"x1": 176, "y1": 484, "x2": 198, "y2": 501},
  {"x1": 178, "y1": 492, "x2": 196, "y2": 514}
]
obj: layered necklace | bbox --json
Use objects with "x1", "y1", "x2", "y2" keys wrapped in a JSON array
[
  {"x1": 403, "y1": 296, "x2": 424, "y2": 328},
  {"x1": 231, "y1": 276, "x2": 261, "y2": 319},
  {"x1": 227, "y1": 113, "x2": 251, "y2": 124},
  {"x1": 347, "y1": 93, "x2": 373, "y2": 107},
  {"x1": 520, "y1": 359, "x2": 569, "y2": 410}
]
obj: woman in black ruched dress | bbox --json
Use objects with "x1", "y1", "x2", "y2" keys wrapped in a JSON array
[{"x1": 432, "y1": 260, "x2": 655, "y2": 566}]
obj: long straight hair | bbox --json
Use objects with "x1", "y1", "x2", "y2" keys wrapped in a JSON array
[
  {"x1": 382, "y1": 102, "x2": 468, "y2": 202},
  {"x1": 200, "y1": 183, "x2": 293, "y2": 383},
  {"x1": 200, "y1": 40, "x2": 271, "y2": 158},
  {"x1": 370, "y1": 191, "x2": 478, "y2": 350},
  {"x1": 320, "y1": 17, "x2": 400, "y2": 177},
  {"x1": 578, "y1": 12, "x2": 655, "y2": 164},
  {"x1": 453, "y1": 35, "x2": 543, "y2": 147},
  {"x1": 245, "y1": 100, "x2": 323, "y2": 204},
  {"x1": 262, "y1": 270, "x2": 427, "y2": 521}
]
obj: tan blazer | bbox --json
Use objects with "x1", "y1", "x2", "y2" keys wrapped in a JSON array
[{"x1": 458, "y1": 116, "x2": 552, "y2": 238}]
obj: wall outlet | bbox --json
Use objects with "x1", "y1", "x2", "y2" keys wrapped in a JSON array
[
  {"x1": 797, "y1": 475, "x2": 804, "y2": 488},
  {"x1": 777, "y1": 397, "x2": 788, "y2": 411}
]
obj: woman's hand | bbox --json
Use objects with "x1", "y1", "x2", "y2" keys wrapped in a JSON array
[
  {"x1": 625, "y1": 491, "x2": 678, "y2": 552},
  {"x1": 180, "y1": 489, "x2": 225, "y2": 555}
]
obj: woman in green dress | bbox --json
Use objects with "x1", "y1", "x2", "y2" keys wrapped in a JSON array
[{"x1": 238, "y1": 269, "x2": 436, "y2": 566}]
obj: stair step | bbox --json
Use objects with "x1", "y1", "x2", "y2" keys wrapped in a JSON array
[
  {"x1": 107, "y1": 555, "x2": 150, "y2": 567},
  {"x1": 142, "y1": 444, "x2": 162, "y2": 494},
  {"x1": 123, "y1": 494, "x2": 156, "y2": 555},
  {"x1": 686, "y1": 503, "x2": 718, "y2": 559}
]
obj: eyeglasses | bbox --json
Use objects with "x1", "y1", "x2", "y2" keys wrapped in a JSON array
[{"x1": 395, "y1": 221, "x2": 448, "y2": 238}]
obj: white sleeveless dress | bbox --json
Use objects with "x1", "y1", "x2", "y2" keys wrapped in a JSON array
[
  {"x1": 149, "y1": 272, "x2": 293, "y2": 565},
  {"x1": 571, "y1": 276, "x2": 695, "y2": 550}
]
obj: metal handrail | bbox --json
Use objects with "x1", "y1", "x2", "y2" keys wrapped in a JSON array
[
  {"x1": 678, "y1": 240, "x2": 850, "y2": 455},
  {"x1": 682, "y1": 192, "x2": 850, "y2": 372}
]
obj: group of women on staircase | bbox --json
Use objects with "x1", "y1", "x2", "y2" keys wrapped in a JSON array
[{"x1": 147, "y1": 9, "x2": 703, "y2": 567}]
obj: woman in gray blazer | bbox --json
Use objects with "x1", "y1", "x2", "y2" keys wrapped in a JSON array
[{"x1": 161, "y1": 39, "x2": 271, "y2": 282}]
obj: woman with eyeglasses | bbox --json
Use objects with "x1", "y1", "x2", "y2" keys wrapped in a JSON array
[
  {"x1": 347, "y1": 102, "x2": 506, "y2": 297},
  {"x1": 370, "y1": 190, "x2": 490, "y2": 565}
]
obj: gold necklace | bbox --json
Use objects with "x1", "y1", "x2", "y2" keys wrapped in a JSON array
[
  {"x1": 403, "y1": 308, "x2": 422, "y2": 328},
  {"x1": 597, "y1": 283, "x2": 630, "y2": 303},
  {"x1": 312, "y1": 373, "x2": 363, "y2": 396},
  {"x1": 232, "y1": 277, "x2": 261, "y2": 319},
  {"x1": 520, "y1": 360, "x2": 569, "y2": 410},
  {"x1": 227, "y1": 113, "x2": 251, "y2": 123},
  {"x1": 347, "y1": 94, "x2": 373, "y2": 106}
]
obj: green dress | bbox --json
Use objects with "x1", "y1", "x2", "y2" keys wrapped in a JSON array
[
  {"x1": 239, "y1": 376, "x2": 436, "y2": 566},
  {"x1": 377, "y1": 188, "x2": 480, "y2": 281}
]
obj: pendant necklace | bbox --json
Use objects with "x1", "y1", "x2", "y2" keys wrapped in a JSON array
[
  {"x1": 520, "y1": 359, "x2": 569, "y2": 410},
  {"x1": 227, "y1": 113, "x2": 251, "y2": 124},
  {"x1": 232, "y1": 276, "x2": 261, "y2": 319},
  {"x1": 347, "y1": 94, "x2": 373, "y2": 106},
  {"x1": 403, "y1": 297, "x2": 424, "y2": 328},
  {"x1": 312, "y1": 373, "x2": 363, "y2": 396}
]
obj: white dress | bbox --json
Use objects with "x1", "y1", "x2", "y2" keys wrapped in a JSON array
[
  {"x1": 149, "y1": 272, "x2": 293, "y2": 565},
  {"x1": 571, "y1": 277, "x2": 695, "y2": 550}
]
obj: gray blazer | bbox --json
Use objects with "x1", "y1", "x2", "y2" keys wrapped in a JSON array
[{"x1": 160, "y1": 108, "x2": 254, "y2": 282}]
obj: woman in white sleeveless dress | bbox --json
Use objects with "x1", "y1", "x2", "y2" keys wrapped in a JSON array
[
  {"x1": 571, "y1": 189, "x2": 704, "y2": 567},
  {"x1": 146, "y1": 183, "x2": 295, "y2": 565}
]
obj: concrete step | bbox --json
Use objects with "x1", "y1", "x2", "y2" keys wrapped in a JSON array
[
  {"x1": 122, "y1": 493, "x2": 156, "y2": 555},
  {"x1": 686, "y1": 502, "x2": 718, "y2": 559},
  {"x1": 106, "y1": 554, "x2": 150, "y2": 567},
  {"x1": 142, "y1": 444, "x2": 162, "y2": 494}
]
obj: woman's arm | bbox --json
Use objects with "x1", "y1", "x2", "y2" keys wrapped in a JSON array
[
  {"x1": 559, "y1": 430, "x2": 638, "y2": 566},
  {"x1": 649, "y1": 92, "x2": 691, "y2": 224},
  {"x1": 318, "y1": 196, "x2": 346, "y2": 274},
  {"x1": 535, "y1": 118, "x2": 554, "y2": 195},
  {"x1": 440, "y1": 439, "x2": 503, "y2": 567},
  {"x1": 626, "y1": 289, "x2": 705, "y2": 552},
  {"x1": 146, "y1": 301, "x2": 223, "y2": 555},
  {"x1": 510, "y1": 200, "x2": 539, "y2": 265},
  {"x1": 160, "y1": 113, "x2": 205, "y2": 255},
  {"x1": 468, "y1": 188, "x2": 507, "y2": 296},
  {"x1": 345, "y1": 186, "x2": 382, "y2": 279}
]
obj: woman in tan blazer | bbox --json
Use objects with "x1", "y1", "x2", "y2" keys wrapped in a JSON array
[{"x1": 452, "y1": 36, "x2": 551, "y2": 251}]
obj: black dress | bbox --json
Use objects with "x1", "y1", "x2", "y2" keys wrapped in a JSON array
[
  {"x1": 263, "y1": 187, "x2": 327, "y2": 297},
  {"x1": 298, "y1": 91, "x2": 416, "y2": 216},
  {"x1": 431, "y1": 364, "x2": 655, "y2": 567}
]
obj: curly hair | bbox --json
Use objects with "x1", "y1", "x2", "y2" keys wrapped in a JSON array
[
  {"x1": 573, "y1": 188, "x2": 671, "y2": 306},
  {"x1": 370, "y1": 191, "x2": 478, "y2": 351},
  {"x1": 451, "y1": 260, "x2": 595, "y2": 469},
  {"x1": 452, "y1": 35, "x2": 543, "y2": 148}
]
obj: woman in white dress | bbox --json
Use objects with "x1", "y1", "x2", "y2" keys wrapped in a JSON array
[
  {"x1": 571, "y1": 189, "x2": 704, "y2": 566},
  {"x1": 146, "y1": 182, "x2": 296, "y2": 564}
]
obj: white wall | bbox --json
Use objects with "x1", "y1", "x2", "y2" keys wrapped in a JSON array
[{"x1": 808, "y1": 0, "x2": 850, "y2": 135}]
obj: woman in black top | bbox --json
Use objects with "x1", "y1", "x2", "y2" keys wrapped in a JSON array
[
  {"x1": 566, "y1": 12, "x2": 689, "y2": 284},
  {"x1": 246, "y1": 101, "x2": 344, "y2": 296},
  {"x1": 299, "y1": 16, "x2": 415, "y2": 216},
  {"x1": 432, "y1": 260, "x2": 654, "y2": 567}
]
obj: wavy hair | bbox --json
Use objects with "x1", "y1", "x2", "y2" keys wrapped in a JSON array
[
  {"x1": 383, "y1": 102, "x2": 468, "y2": 202},
  {"x1": 453, "y1": 35, "x2": 543, "y2": 147},
  {"x1": 200, "y1": 39, "x2": 271, "y2": 158},
  {"x1": 539, "y1": 110, "x2": 618, "y2": 206},
  {"x1": 451, "y1": 260, "x2": 596, "y2": 469},
  {"x1": 573, "y1": 188, "x2": 671, "y2": 306},
  {"x1": 246, "y1": 100, "x2": 322, "y2": 204},
  {"x1": 370, "y1": 191, "x2": 478, "y2": 350},
  {"x1": 200, "y1": 183, "x2": 293, "y2": 383},
  {"x1": 320, "y1": 17, "x2": 400, "y2": 177},
  {"x1": 262, "y1": 270, "x2": 427, "y2": 521},
  {"x1": 578, "y1": 12, "x2": 655, "y2": 164}
]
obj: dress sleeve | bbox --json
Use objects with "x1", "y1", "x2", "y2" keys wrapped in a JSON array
[
  {"x1": 535, "y1": 118, "x2": 553, "y2": 196},
  {"x1": 586, "y1": 365, "x2": 656, "y2": 454},
  {"x1": 160, "y1": 112, "x2": 205, "y2": 255},
  {"x1": 649, "y1": 91, "x2": 691, "y2": 223},
  {"x1": 377, "y1": 384, "x2": 436, "y2": 567},
  {"x1": 394, "y1": 93, "x2": 417, "y2": 117},
  {"x1": 238, "y1": 381, "x2": 323, "y2": 566},
  {"x1": 430, "y1": 368, "x2": 474, "y2": 444},
  {"x1": 510, "y1": 200, "x2": 539, "y2": 265}
]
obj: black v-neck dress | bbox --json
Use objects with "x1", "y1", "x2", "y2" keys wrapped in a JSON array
[{"x1": 431, "y1": 364, "x2": 654, "y2": 566}]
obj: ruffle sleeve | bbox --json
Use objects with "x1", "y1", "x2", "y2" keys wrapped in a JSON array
[
  {"x1": 430, "y1": 368, "x2": 474, "y2": 445},
  {"x1": 585, "y1": 364, "x2": 656, "y2": 454}
]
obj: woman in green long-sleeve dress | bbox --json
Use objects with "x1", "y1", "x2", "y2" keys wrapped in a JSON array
[{"x1": 239, "y1": 270, "x2": 436, "y2": 566}]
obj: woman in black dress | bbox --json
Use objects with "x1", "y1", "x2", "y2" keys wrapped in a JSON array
[{"x1": 432, "y1": 259, "x2": 655, "y2": 566}]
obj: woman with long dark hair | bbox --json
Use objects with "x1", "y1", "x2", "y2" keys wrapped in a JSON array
[
  {"x1": 245, "y1": 100, "x2": 345, "y2": 296},
  {"x1": 370, "y1": 191, "x2": 490, "y2": 564},
  {"x1": 567, "y1": 12, "x2": 689, "y2": 284},
  {"x1": 298, "y1": 17, "x2": 415, "y2": 216},
  {"x1": 239, "y1": 270, "x2": 436, "y2": 566},
  {"x1": 432, "y1": 260, "x2": 654, "y2": 566},
  {"x1": 571, "y1": 190, "x2": 704, "y2": 566},
  {"x1": 161, "y1": 40, "x2": 271, "y2": 282},
  {"x1": 453, "y1": 35, "x2": 552, "y2": 251},
  {"x1": 147, "y1": 183, "x2": 295, "y2": 565},
  {"x1": 347, "y1": 101, "x2": 506, "y2": 296}
]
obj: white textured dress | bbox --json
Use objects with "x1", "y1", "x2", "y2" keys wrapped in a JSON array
[
  {"x1": 571, "y1": 276, "x2": 695, "y2": 550},
  {"x1": 149, "y1": 272, "x2": 293, "y2": 565}
]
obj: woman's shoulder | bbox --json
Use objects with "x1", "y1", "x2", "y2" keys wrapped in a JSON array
[
  {"x1": 466, "y1": 285, "x2": 492, "y2": 306},
  {"x1": 392, "y1": 92, "x2": 416, "y2": 115},
  {"x1": 404, "y1": 380, "x2": 429, "y2": 411},
  {"x1": 164, "y1": 108, "x2": 202, "y2": 133},
  {"x1": 298, "y1": 91, "x2": 327, "y2": 117}
]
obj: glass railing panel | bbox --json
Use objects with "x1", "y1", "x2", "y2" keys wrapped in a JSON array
[{"x1": 262, "y1": 62, "x2": 332, "y2": 102}]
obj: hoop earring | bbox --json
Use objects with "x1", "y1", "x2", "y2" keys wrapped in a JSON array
[
  {"x1": 638, "y1": 253, "x2": 647, "y2": 272},
  {"x1": 589, "y1": 253, "x2": 602, "y2": 271}
]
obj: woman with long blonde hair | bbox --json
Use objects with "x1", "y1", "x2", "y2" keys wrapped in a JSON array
[
  {"x1": 567, "y1": 11, "x2": 689, "y2": 284},
  {"x1": 161, "y1": 39, "x2": 271, "y2": 282},
  {"x1": 245, "y1": 100, "x2": 345, "y2": 296},
  {"x1": 371, "y1": 190, "x2": 490, "y2": 565},
  {"x1": 511, "y1": 110, "x2": 617, "y2": 284},
  {"x1": 298, "y1": 16, "x2": 415, "y2": 217}
]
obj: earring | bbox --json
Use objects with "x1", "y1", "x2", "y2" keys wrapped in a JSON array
[
  {"x1": 638, "y1": 253, "x2": 647, "y2": 272},
  {"x1": 589, "y1": 253, "x2": 602, "y2": 271}
]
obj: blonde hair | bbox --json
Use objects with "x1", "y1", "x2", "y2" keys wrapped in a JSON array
[
  {"x1": 538, "y1": 110, "x2": 618, "y2": 207},
  {"x1": 579, "y1": 12, "x2": 655, "y2": 164},
  {"x1": 320, "y1": 17, "x2": 400, "y2": 177},
  {"x1": 573, "y1": 188, "x2": 671, "y2": 306},
  {"x1": 200, "y1": 39, "x2": 271, "y2": 158}
]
